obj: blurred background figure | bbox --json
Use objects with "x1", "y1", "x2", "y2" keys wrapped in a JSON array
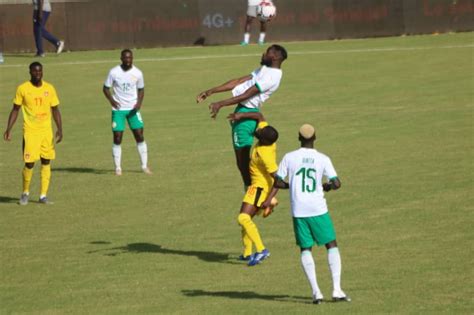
[
  {"x1": 241, "y1": 0, "x2": 270, "y2": 46},
  {"x1": 32, "y1": 0, "x2": 64, "y2": 57}
]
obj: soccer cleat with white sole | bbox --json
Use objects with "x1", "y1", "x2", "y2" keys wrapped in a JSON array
[
  {"x1": 19, "y1": 193, "x2": 29, "y2": 205},
  {"x1": 313, "y1": 292, "x2": 324, "y2": 305},
  {"x1": 39, "y1": 196, "x2": 53, "y2": 204},
  {"x1": 115, "y1": 168, "x2": 122, "y2": 176},
  {"x1": 142, "y1": 167, "x2": 152, "y2": 175},
  {"x1": 56, "y1": 41, "x2": 65, "y2": 54},
  {"x1": 332, "y1": 291, "x2": 351, "y2": 302}
]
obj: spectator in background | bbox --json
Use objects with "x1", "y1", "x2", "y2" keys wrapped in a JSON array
[
  {"x1": 241, "y1": 0, "x2": 269, "y2": 46},
  {"x1": 33, "y1": 0, "x2": 64, "y2": 57}
]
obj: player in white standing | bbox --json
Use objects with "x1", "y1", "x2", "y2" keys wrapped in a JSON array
[
  {"x1": 262, "y1": 124, "x2": 350, "y2": 304},
  {"x1": 241, "y1": 0, "x2": 271, "y2": 46},
  {"x1": 103, "y1": 49, "x2": 151, "y2": 176}
]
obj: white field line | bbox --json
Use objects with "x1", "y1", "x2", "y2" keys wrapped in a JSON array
[{"x1": 1, "y1": 44, "x2": 473, "y2": 68}]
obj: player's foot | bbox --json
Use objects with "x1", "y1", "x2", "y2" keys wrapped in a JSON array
[
  {"x1": 39, "y1": 196, "x2": 53, "y2": 204},
  {"x1": 56, "y1": 41, "x2": 65, "y2": 54},
  {"x1": 240, "y1": 41, "x2": 249, "y2": 46},
  {"x1": 248, "y1": 249, "x2": 270, "y2": 266},
  {"x1": 115, "y1": 168, "x2": 122, "y2": 176},
  {"x1": 332, "y1": 291, "x2": 351, "y2": 302},
  {"x1": 142, "y1": 167, "x2": 152, "y2": 175},
  {"x1": 34, "y1": 53, "x2": 45, "y2": 58},
  {"x1": 312, "y1": 292, "x2": 324, "y2": 305},
  {"x1": 258, "y1": 40, "x2": 265, "y2": 46},
  {"x1": 238, "y1": 254, "x2": 253, "y2": 261},
  {"x1": 18, "y1": 193, "x2": 29, "y2": 206}
]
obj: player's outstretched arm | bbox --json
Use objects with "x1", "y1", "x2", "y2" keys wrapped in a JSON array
[
  {"x1": 52, "y1": 107, "x2": 63, "y2": 143},
  {"x1": 261, "y1": 175, "x2": 288, "y2": 209},
  {"x1": 196, "y1": 74, "x2": 252, "y2": 103},
  {"x1": 3, "y1": 104, "x2": 20, "y2": 141},
  {"x1": 227, "y1": 111, "x2": 264, "y2": 123},
  {"x1": 323, "y1": 177, "x2": 341, "y2": 192},
  {"x1": 209, "y1": 85, "x2": 259, "y2": 119}
]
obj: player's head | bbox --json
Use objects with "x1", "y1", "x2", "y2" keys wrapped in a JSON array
[
  {"x1": 256, "y1": 125, "x2": 279, "y2": 145},
  {"x1": 29, "y1": 62, "x2": 43, "y2": 83},
  {"x1": 298, "y1": 124, "x2": 316, "y2": 145},
  {"x1": 120, "y1": 49, "x2": 133, "y2": 68},
  {"x1": 261, "y1": 44, "x2": 288, "y2": 67}
]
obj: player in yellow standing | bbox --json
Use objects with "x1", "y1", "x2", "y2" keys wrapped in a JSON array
[
  {"x1": 4, "y1": 62, "x2": 63, "y2": 205},
  {"x1": 228, "y1": 111, "x2": 280, "y2": 266}
]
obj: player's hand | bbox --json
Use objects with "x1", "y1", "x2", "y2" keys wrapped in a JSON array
[
  {"x1": 323, "y1": 183, "x2": 331, "y2": 192},
  {"x1": 196, "y1": 90, "x2": 210, "y2": 103},
  {"x1": 110, "y1": 100, "x2": 120, "y2": 109},
  {"x1": 133, "y1": 103, "x2": 142, "y2": 111},
  {"x1": 227, "y1": 112, "x2": 244, "y2": 122},
  {"x1": 209, "y1": 103, "x2": 222, "y2": 119},
  {"x1": 3, "y1": 130, "x2": 12, "y2": 141},
  {"x1": 55, "y1": 130, "x2": 63, "y2": 143}
]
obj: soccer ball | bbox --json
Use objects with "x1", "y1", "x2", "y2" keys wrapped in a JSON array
[{"x1": 257, "y1": 1, "x2": 277, "y2": 22}]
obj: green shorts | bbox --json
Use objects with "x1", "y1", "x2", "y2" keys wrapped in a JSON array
[
  {"x1": 231, "y1": 105, "x2": 259, "y2": 149},
  {"x1": 293, "y1": 212, "x2": 336, "y2": 248},
  {"x1": 112, "y1": 110, "x2": 144, "y2": 132}
]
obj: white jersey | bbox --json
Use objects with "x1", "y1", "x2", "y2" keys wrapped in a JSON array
[
  {"x1": 104, "y1": 65, "x2": 144, "y2": 111},
  {"x1": 33, "y1": 0, "x2": 51, "y2": 12},
  {"x1": 248, "y1": 0, "x2": 261, "y2": 6},
  {"x1": 232, "y1": 65, "x2": 282, "y2": 109},
  {"x1": 276, "y1": 148, "x2": 338, "y2": 218}
]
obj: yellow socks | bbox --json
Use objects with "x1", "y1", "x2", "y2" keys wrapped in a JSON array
[
  {"x1": 40, "y1": 164, "x2": 51, "y2": 197},
  {"x1": 241, "y1": 228, "x2": 253, "y2": 257},
  {"x1": 22, "y1": 167, "x2": 33, "y2": 194},
  {"x1": 238, "y1": 213, "x2": 265, "y2": 253}
]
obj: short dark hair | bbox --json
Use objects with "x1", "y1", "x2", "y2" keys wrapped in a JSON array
[
  {"x1": 260, "y1": 125, "x2": 279, "y2": 145},
  {"x1": 270, "y1": 44, "x2": 288, "y2": 61},
  {"x1": 121, "y1": 49, "x2": 133, "y2": 56},
  {"x1": 29, "y1": 61, "x2": 42, "y2": 70}
]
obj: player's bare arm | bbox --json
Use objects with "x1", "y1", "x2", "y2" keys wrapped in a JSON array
[
  {"x1": 261, "y1": 176, "x2": 289, "y2": 209},
  {"x1": 227, "y1": 111, "x2": 264, "y2": 123},
  {"x1": 209, "y1": 85, "x2": 260, "y2": 119},
  {"x1": 102, "y1": 85, "x2": 120, "y2": 109},
  {"x1": 3, "y1": 104, "x2": 21, "y2": 141},
  {"x1": 133, "y1": 88, "x2": 145, "y2": 111},
  {"x1": 196, "y1": 74, "x2": 252, "y2": 103},
  {"x1": 52, "y1": 107, "x2": 63, "y2": 143},
  {"x1": 323, "y1": 177, "x2": 341, "y2": 192}
]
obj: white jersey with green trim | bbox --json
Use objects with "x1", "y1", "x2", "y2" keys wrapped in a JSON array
[
  {"x1": 277, "y1": 148, "x2": 338, "y2": 218},
  {"x1": 232, "y1": 65, "x2": 282, "y2": 109},
  {"x1": 104, "y1": 65, "x2": 144, "y2": 111}
]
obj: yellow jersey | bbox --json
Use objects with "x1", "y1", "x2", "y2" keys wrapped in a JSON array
[
  {"x1": 249, "y1": 121, "x2": 278, "y2": 191},
  {"x1": 13, "y1": 80, "x2": 59, "y2": 132}
]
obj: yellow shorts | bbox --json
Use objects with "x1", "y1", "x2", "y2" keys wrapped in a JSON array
[
  {"x1": 23, "y1": 130, "x2": 55, "y2": 162},
  {"x1": 243, "y1": 185, "x2": 269, "y2": 208}
]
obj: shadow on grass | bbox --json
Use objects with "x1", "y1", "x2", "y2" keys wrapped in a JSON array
[
  {"x1": 182, "y1": 289, "x2": 311, "y2": 304},
  {"x1": 0, "y1": 196, "x2": 18, "y2": 204},
  {"x1": 54, "y1": 167, "x2": 110, "y2": 175},
  {"x1": 88, "y1": 242, "x2": 235, "y2": 264}
]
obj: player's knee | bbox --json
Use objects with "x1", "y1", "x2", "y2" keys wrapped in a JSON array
[
  {"x1": 325, "y1": 240, "x2": 338, "y2": 249},
  {"x1": 238, "y1": 213, "x2": 251, "y2": 226},
  {"x1": 25, "y1": 163, "x2": 34, "y2": 169}
]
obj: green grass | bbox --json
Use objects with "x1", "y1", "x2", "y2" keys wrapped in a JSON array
[{"x1": 1, "y1": 32, "x2": 473, "y2": 314}]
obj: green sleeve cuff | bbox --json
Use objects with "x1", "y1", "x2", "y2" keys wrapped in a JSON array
[{"x1": 255, "y1": 82, "x2": 263, "y2": 93}]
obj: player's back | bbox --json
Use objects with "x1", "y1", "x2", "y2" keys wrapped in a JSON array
[{"x1": 282, "y1": 148, "x2": 337, "y2": 217}]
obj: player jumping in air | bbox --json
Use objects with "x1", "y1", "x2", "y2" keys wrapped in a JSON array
[{"x1": 196, "y1": 44, "x2": 287, "y2": 190}]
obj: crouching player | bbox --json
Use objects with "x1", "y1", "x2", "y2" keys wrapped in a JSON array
[{"x1": 227, "y1": 112, "x2": 279, "y2": 267}]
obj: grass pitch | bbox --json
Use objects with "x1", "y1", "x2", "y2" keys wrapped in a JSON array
[{"x1": 0, "y1": 32, "x2": 473, "y2": 314}]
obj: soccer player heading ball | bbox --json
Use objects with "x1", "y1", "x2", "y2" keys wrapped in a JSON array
[{"x1": 196, "y1": 44, "x2": 287, "y2": 190}]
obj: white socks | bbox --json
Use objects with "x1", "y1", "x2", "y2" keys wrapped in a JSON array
[
  {"x1": 112, "y1": 144, "x2": 122, "y2": 171},
  {"x1": 259, "y1": 32, "x2": 266, "y2": 43},
  {"x1": 243, "y1": 33, "x2": 250, "y2": 44},
  {"x1": 301, "y1": 250, "x2": 322, "y2": 297},
  {"x1": 137, "y1": 141, "x2": 148, "y2": 170},
  {"x1": 328, "y1": 247, "x2": 343, "y2": 295}
]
